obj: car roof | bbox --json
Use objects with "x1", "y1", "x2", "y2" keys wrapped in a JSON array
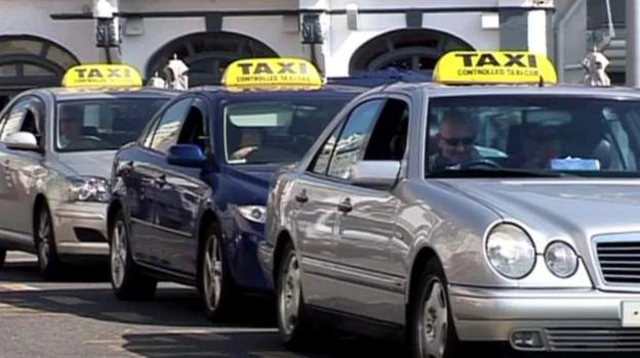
[
  {"x1": 34, "y1": 87, "x2": 182, "y2": 101},
  {"x1": 376, "y1": 81, "x2": 640, "y2": 99},
  {"x1": 190, "y1": 84, "x2": 368, "y2": 100}
]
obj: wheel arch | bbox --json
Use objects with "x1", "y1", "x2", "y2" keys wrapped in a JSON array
[
  {"x1": 106, "y1": 199, "x2": 123, "y2": 242},
  {"x1": 407, "y1": 246, "x2": 445, "y2": 304},
  {"x1": 272, "y1": 229, "x2": 294, "y2": 285},
  {"x1": 32, "y1": 194, "x2": 48, "y2": 235}
]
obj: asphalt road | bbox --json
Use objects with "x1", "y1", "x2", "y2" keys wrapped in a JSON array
[
  {"x1": 0, "y1": 251, "x2": 408, "y2": 358},
  {"x1": 0, "y1": 252, "x2": 633, "y2": 358}
]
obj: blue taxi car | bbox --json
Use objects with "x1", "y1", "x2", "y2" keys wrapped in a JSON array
[{"x1": 107, "y1": 58, "x2": 366, "y2": 320}]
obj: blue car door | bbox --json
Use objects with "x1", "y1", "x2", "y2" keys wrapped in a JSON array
[
  {"x1": 128, "y1": 97, "x2": 193, "y2": 269},
  {"x1": 156, "y1": 97, "x2": 211, "y2": 275}
]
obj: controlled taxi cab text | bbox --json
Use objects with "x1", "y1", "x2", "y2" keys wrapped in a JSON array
[{"x1": 260, "y1": 51, "x2": 640, "y2": 356}]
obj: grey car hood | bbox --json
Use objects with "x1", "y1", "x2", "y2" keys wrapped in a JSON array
[
  {"x1": 441, "y1": 178, "x2": 640, "y2": 252},
  {"x1": 56, "y1": 151, "x2": 116, "y2": 179}
]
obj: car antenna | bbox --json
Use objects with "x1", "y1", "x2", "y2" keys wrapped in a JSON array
[{"x1": 538, "y1": 75, "x2": 544, "y2": 87}]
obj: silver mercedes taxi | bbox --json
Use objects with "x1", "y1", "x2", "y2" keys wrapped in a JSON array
[
  {"x1": 259, "y1": 51, "x2": 640, "y2": 356},
  {"x1": 0, "y1": 63, "x2": 177, "y2": 279}
]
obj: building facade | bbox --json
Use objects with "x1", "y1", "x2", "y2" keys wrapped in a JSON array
[{"x1": 0, "y1": 0, "x2": 554, "y2": 103}]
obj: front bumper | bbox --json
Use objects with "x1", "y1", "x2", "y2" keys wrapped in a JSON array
[
  {"x1": 52, "y1": 202, "x2": 109, "y2": 258},
  {"x1": 450, "y1": 284, "x2": 640, "y2": 352}
]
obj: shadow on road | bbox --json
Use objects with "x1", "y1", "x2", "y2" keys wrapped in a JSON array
[
  {"x1": 0, "y1": 261, "x2": 275, "y2": 328},
  {"x1": 121, "y1": 330, "x2": 407, "y2": 358}
]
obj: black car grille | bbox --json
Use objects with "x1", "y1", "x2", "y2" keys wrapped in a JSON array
[{"x1": 596, "y1": 241, "x2": 640, "y2": 284}]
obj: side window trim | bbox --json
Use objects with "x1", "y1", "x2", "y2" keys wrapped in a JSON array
[
  {"x1": 145, "y1": 97, "x2": 194, "y2": 155},
  {"x1": 307, "y1": 97, "x2": 388, "y2": 181}
]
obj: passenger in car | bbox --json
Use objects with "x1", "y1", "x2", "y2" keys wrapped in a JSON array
[
  {"x1": 58, "y1": 106, "x2": 84, "y2": 149},
  {"x1": 429, "y1": 111, "x2": 480, "y2": 170},
  {"x1": 510, "y1": 123, "x2": 561, "y2": 169}
]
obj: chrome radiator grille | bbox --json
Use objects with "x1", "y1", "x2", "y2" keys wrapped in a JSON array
[
  {"x1": 596, "y1": 240, "x2": 640, "y2": 284},
  {"x1": 546, "y1": 328, "x2": 640, "y2": 352}
]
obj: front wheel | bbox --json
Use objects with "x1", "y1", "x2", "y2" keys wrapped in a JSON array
[
  {"x1": 276, "y1": 241, "x2": 313, "y2": 351},
  {"x1": 199, "y1": 224, "x2": 237, "y2": 321},
  {"x1": 35, "y1": 203, "x2": 61, "y2": 280},
  {"x1": 409, "y1": 258, "x2": 461, "y2": 358},
  {"x1": 109, "y1": 210, "x2": 157, "y2": 300}
]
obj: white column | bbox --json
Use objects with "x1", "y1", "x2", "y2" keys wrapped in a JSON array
[
  {"x1": 527, "y1": 9, "x2": 548, "y2": 55},
  {"x1": 626, "y1": 0, "x2": 640, "y2": 86}
]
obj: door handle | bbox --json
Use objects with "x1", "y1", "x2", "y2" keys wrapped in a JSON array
[
  {"x1": 294, "y1": 189, "x2": 308, "y2": 203},
  {"x1": 337, "y1": 198, "x2": 352, "y2": 213}
]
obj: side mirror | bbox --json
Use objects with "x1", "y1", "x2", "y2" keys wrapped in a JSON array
[
  {"x1": 4, "y1": 132, "x2": 40, "y2": 152},
  {"x1": 167, "y1": 144, "x2": 206, "y2": 168},
  {"x1": 349, "y1": 160, "x2": 400, "y2": 190}
]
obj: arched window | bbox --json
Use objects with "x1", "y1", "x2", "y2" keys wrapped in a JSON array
[
  {"x1": 349, "y1": 29, "x2": 474, "y2": 74},
  {"x1": 0, "y1": 35, "x2": 80, "y2": 90},
  {"x1": 146, "y1": 32, "x2": 279, "y2": 87}
]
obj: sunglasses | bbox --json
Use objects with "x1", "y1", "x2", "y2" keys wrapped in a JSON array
[{"x1": 441, "y1": 136, "x2": 475, "y2": 146}]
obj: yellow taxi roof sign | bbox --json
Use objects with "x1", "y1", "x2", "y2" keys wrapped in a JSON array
[
  {"x1": 432, "y1": 51, "x2": 558, "y2": 85},
  {"x1": 222, "y1": 57, "x2": 323, "y2": 89},
  {"x1": 62, "y1": 64, "x2": 143, "y2": 88}
]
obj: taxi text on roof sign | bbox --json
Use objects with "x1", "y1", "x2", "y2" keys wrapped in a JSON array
[
  {"x1": 432, "y1": 51, "x2": 558, "y2": 85},
  {"x1": 222, "y1": 58, "x2": 323, "y2": 89},
  {"x1": 62, "y1": 64, "x2": 143, "y2": 88}
]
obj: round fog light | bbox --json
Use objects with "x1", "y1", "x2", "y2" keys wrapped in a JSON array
[{"x1": 544, "y1": 241, "x2": 579, "y2": 278}]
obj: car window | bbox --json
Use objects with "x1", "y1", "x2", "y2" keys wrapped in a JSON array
[
  {"x1": 427, "y1": 95, "x2": 640, "y2": 176},
  {"x1": 223, "y1": 96, "x2": 354, "y2": 165},
  {"x1": 326, "y1": 99, "x2": 386, "y2": 179},
  {"x1": 0, "y1": 97, "x2": 32, "y2": 141},
  {"x1": 176, "y1": 98, "x2": 207, "y2": 153},
  {"x1": 148, "y1": 98, "x2": 193, "y2": 154},
  {"x1": 309, "y1": 123, "x2": 344, "y2": 175},
  {"x1": 56, "y1": 97, "x2": 168, "y2": 152}
]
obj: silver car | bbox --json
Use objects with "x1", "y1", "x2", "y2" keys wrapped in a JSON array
[
  {"x1": 259, "y1": 82, "x2": 640, "y2": 356},
  {"x1": 0, "y1": 88, "x2": 176, "y2": 279}
]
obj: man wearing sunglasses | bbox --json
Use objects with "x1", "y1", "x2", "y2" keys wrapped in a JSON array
[{"x1": 430, "y1": 111, "x2": 480, "y2": 170}]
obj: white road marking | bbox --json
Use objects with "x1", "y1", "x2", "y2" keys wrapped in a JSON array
[
  {"x1": 41, "y1": 295, "x2": 93, "y2": 305},
  {"x1": 0, "y1": 283, "x2": 41, "y2": 291}
]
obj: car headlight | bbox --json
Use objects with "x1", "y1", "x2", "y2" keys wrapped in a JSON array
[
  {"x1": 236, "y1": 205, "x2": 266, "y2": 224},
  {"x1": 486, "y1": 224, "x2": 536, "y2": 279},
  {"x1": 68, "y1": 176, "x2": 110, "y2": 203},
  {"x1": 544, "y1": 241, "x2": 578, "y2": 278}
]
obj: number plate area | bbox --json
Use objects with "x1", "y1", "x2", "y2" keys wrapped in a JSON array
[{"x1": 621, "y1": 301, "x2": 640, "y2": 327}]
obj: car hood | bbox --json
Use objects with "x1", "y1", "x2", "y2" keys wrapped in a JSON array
[
  {"x1": 441, "y1": 178, "x2": 640, "y2": 253},
  {"x1": 56, "y1": 151, "x2": 116, "y2": 179}
]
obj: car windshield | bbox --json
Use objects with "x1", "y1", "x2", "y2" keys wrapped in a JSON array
[
  {"x1": 56, "y1": 98, "x2": 167, "y2": 152},
  {"x1": 223, "y1": 98, "x2": 351, "y2": 164},
  {"x1": 427, "y1": 95, "x2": 640, "y2": 177}
]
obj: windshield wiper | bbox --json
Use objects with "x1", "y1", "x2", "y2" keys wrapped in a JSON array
[{"x1": 427, "y1": 167, "x2": 577, "y2": 178}]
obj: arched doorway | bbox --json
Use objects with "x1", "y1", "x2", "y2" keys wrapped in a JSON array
[
  {"x1": 146, "y1": 32, "x2": 279, "y2": 87},
  {"x1": 349, "y1": 29, "x2": 474, "y2": 74},
  {"x1": 0, "y1": 35, "x2": 80, "y2": 108}
]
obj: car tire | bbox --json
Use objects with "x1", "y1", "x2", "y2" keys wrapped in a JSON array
[
  {"x1": 276, "y1": 241, "x2": 313, "y2": 351},
  {"x1": 35, "y1": 202, "x2": 62, "y2": 280},
  {"x1": 109, "y1": 209, "x2": 157, "y2": 301},
  {"x1": 198, "y1": 223, "x2": 237, "y2": 321},
  {"x1": 409, "y1": 258, "x2": 462, "y2": 358}
]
